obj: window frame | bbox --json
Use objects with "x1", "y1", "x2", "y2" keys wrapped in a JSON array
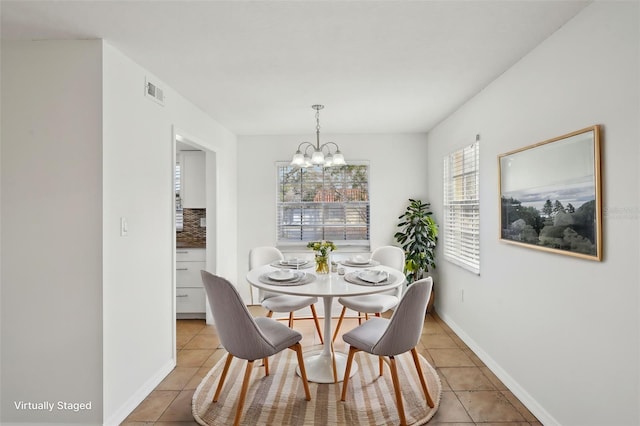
[
  {"x1": 443, "y1": 140, "x2": 480, "y2": 274},
  {"x1": 275, "y1": 161, "x2": 371, "y2": 251}
]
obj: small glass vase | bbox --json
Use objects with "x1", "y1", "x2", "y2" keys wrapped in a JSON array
[{"x1": 315, "y1": 255, "x2": 329, "y2": 274}]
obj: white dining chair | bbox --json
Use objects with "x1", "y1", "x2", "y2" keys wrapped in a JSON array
[
  {"x1": 201, "y1": 271, "x2": 311, "y2": 426},
  {"x1": 340, "y1": 277, "x2": 434, "y2": 426},
  {"x1": 332, "y1": 246, "x2": 405, "y2": 342},
  {"x1": 249, "y1": 246, "x2": 323, "y2": 343}
]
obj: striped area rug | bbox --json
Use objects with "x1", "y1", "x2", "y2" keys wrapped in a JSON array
[{"x1": 192, "y1": 346, "x2": 442, "y2": 425}]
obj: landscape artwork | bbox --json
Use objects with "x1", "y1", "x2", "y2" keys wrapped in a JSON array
[{"x1": 498, "y1": 125, "x2": 602, "y2": 260}]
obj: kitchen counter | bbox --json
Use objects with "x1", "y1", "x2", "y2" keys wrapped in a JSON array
[{"x1": 176, "y1": 240, "x2": 206, "y2": 249}]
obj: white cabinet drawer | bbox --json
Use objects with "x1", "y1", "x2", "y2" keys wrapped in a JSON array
[
  {"x1": 176, "y1": 261, "x2": 206, "y2": 287},
  {"x1": 176, "y1": 287, "x2": 206, "y2": 313},
  {"x1": 176, "y1": 248, "x2": 205, "y2": 261}
]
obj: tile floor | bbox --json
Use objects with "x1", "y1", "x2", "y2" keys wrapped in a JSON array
[{"x1": 122, "y1": 308, "x2": 541, "y2": 425}]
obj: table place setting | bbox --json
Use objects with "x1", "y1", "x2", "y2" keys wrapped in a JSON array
[
  {"x1": 258, "y1": 268, "x2": 316, "y2": 286},
  {"x1": 339, "y1": 254, "x2": 380, "y2": 268},
  {"x1": 270, "y1": 257, "x2": 314, "y2": 269},
  {"x1": 344, "y1": 269, "x2": 393, "y2": 286}
]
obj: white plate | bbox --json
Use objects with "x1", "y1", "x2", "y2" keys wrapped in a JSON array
[
  {"x1": 341, "y1": 259, "x2": 380, "y2": 267},
  {"x1": 259, "y1": 272, "x2": 311, "y2": 286},
  {"x1": 268, "y1": 270, "x2": 297, "y2": 281},
  {"x1": 348, "y1": 256, "x2": 370, "y2": 265},
  {"x1": 357, "y1": 270, "x2": 388, "y2": 283},
  {"x1": 281, "y1": 258, "x2": 308, "y2": 266}
]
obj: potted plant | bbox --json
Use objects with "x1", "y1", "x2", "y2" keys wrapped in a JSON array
[{"x1": 394, "y1": 199, "x2": 438, "y2": 310}]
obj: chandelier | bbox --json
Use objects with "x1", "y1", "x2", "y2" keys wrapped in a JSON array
[{"x1": 290, "y1": 105, "x2": 346, "y2": 167}]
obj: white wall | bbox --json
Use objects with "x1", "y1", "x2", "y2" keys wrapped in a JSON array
[
  {"x1": 102, "y1": 42, "x2": 237, "y2": 425},
  {"x1": 0, "y1": 39, "x2": 238, "y2": 425},
  {"x1": 237, "y1": 133, "x2": 428, "y2": 303},
  {"x1": 1, "y1": 40, "x2": 104, "y2": 424},
  {"x1": 425, "y1": 2, "x2": 639, "y2": 425}
]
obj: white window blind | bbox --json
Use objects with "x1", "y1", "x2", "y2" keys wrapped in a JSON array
[
  {"x1": 443, "y1": 141, "x2": 480, "y2": 274},
  {"x1": 175, "y1": 163, "x2": 183, "y2": 231},
  {"x1": 276, "y1": 163, "x2": 370, "y2": 245},
  {"x1": 175, "y1": 162, "x2": 182, "y2": 194}
]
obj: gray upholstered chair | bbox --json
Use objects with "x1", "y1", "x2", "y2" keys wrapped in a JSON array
[
  {"x1": 332, "y1": 246, "x2": 405, "y2": 342},
  {"x1": 340, "y1": 277, "x2": 434, "y2": 426},
  {"x1": 201, "y1": 271, "x2": 311, "y2": 426},
  {"x1": 249, "y1": 246, "x2": 323, "y2": 343}
]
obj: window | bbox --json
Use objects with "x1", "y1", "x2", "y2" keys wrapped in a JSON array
[
  {"x1": 175, "y1": 162, "x2": 183, "y2": 231},
  {"x1": 443, "y1": 141, "x2": 480, "y2": 274},
  {"x1": 276, "y1": 163, "x2": 370, "y2": 247}
]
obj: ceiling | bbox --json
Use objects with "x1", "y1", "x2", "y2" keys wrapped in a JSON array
[{"x1": 1, "y1": 1, "x2": 589, "y2": 136}]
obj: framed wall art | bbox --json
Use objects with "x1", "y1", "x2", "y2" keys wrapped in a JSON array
[{"x1": 498, "y1": 125, "x2": 602, "y2": 260}]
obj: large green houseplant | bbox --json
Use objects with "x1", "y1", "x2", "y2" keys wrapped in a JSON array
[{"x1": 394, "y1": 199, "x2": 439, "y2": 285}]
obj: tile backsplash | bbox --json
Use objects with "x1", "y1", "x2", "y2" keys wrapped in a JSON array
[{"x1": 176, "y1": 208, "x2": 206, "y2": 243}]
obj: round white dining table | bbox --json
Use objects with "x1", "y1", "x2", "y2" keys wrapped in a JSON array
[{"x1": 247, "y1": 263, "x2": 405, "y2": 383}]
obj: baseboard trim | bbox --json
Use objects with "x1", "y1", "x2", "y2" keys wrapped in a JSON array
[
  {"x1": 437, "y1": 311, "x2": 560, "y2": 426},
  {"x1": 103, "y1": 358, "x2": 176, "y2": 426}
]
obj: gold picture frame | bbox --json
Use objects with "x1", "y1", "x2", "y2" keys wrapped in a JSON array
[{"x1": 498, "y1": 125, "x2": 602, "y2": 261}]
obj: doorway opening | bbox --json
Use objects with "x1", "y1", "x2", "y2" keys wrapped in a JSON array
[
  {"x1": 175, "y1": 137, "x2": 207, "y2": 320},
  {"x1": 172, "y1": 128, "x2": 217, "y2": 355}
]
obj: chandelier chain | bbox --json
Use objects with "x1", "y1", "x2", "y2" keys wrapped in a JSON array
[{"x1": 316, "y1": 108, "x2": 321, "y2": 147}]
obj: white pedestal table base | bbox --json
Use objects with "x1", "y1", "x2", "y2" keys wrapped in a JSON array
[
  {"x1": 296, "y1": 350, "x2": 358, "y2": 383},
  {"x1": 297, "y1": 294, "x2": 358, "y2": 383}
]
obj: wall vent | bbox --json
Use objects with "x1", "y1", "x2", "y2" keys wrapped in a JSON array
[{"x1": 145, "y1": 77, "x2": 165, "y2": 106}]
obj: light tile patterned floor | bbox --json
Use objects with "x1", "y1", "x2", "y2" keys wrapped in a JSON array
[{"x1": 122, "y1": 307, "x2": 541, "y2": 425}]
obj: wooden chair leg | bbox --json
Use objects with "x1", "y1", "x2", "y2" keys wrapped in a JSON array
[
  {"x1": 331, "y1": 340, "x2": 338, "y2": 383},
  {"x1": 262, "y1": 310, "x2": 274, "y2": 368},
  {"x1": 358, "y1": 313, "x2": 363, "y2": 325},
  {"x1": 411, "y1": 347, "x2": 434, "y2": 408},
  {"x1": 340, "y1": 346, "x2": 359, "y2": 401},
  {"x1": 389, "y1": 356, "x2": 407, "y2": 426},
  {"x1": 213, "y1": 353, "x2": 234, "y2": 402},
  {"x1": 233, "y1": 360, "x2": 254, "y2": 426},
  {"x1": 332, "y1": 306, "x2": 347, "y2": 343},
  {"x1": 310, "y1": 304, "x2": 324, "y2": 344},
  {"x1": 264, "y1": 356, "x2": 269, "y2": 376},
  {"x1": 290, "y1": 343, "x2": 311, "y2": 400},
  {"x1": 379, "y1": 356, "x2": 384, "y2": 376},
  {"x1": 288, "y1": 312, "x2": 294, "y2": 328}
]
